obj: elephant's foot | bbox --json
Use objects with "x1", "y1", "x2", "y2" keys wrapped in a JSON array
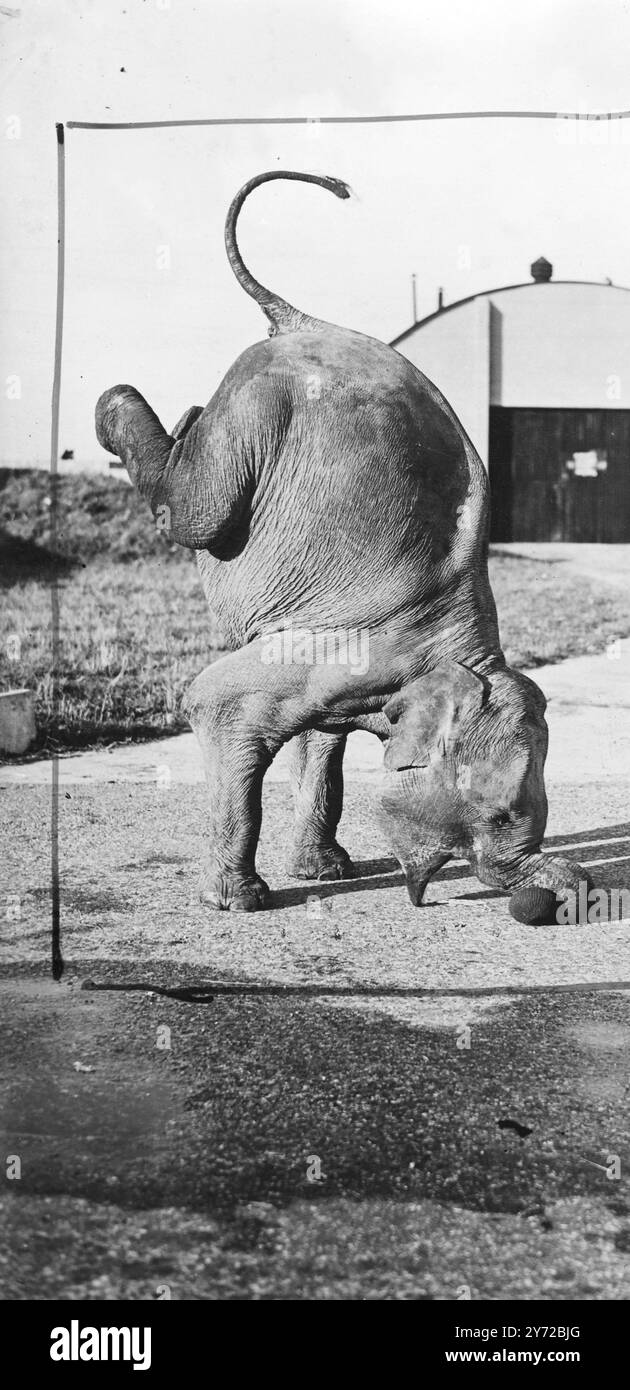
[
  {"x1": 287, "y1": 840, "x2": 353, "y2": 881},
  {"x1": 199, "y1": 869, "x2": 271, "y2": 912}
]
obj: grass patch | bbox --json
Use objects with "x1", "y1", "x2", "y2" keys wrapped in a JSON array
[
  {"x1": 489, "y1": 551, "x2": 629, "y2": 669},
  {"x1": 0, "y1": 471, "x2": 222, "y2": 754},
  {"x1": 1, "y1": 554, "x2": 221, "y2": 753},
  {"x1": 0, "y1": 470, "x2": 628, "y2": 755},
  {"x1": 0, "y1": 466, "x2": 179, "y2": 564}
]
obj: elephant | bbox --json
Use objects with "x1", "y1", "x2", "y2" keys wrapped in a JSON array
[{"x1": 95, "y1": 169, "x2": 590, "y2": 912}]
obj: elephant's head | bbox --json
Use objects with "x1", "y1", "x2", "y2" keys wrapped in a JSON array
[{"x1": 378, "y1": 660, "x2": 589, "y2": 906}]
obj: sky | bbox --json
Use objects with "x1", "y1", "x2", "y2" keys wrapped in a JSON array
[{"x1": 2, "y1": 0, "x2": 630, "y2": 465}]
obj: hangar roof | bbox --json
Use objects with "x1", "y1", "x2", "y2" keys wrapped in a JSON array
[{"x1": 390, "y1": 277, "x2": 630, "y2": 348}]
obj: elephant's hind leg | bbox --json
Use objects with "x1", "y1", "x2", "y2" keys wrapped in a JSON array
[
  {"x1": 171, "y1": 405, "x2": 203, "y2": 441},
  {"x1": 286, "y1": 730, "x2": 352, "y2": 880}
]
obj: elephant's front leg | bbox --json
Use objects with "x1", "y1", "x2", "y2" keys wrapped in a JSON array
[
  {"x1": 184, "y1": 648, "x2": 311, "y2": 911},
  {"x1": 192, "y1": 721, "x2": 273, "y2": 911},
  {"x1": 286, "y1": 730, "x2": 353, "y2": 880}
]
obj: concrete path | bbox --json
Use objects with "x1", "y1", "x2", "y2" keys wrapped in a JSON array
[
  {"x1": 2, "y1": 636, "x2": 629, "y2": 790},
  {"x1": 492, "y1": 541, "x2": 630, "y2": 591}
]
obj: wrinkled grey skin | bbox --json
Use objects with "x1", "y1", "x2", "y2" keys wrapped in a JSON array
[{"x1": 95, "y1": 170, "x2": 589, "y2": 911}]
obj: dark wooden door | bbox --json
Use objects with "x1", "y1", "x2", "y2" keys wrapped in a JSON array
[{"x1": 489, "y1": 407, "x2": 630, "y2": 542}]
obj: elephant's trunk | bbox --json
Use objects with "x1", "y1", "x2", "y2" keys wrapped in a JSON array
[
  {"x1": 476, "y1": 849, "x2": 594, "y2": 899},
  {"x1": 95, "y1": 385, "x2": 173, "y2": 500},
  {"x1": 515, "y1": 851, "x2": 594, "y2": 899}
]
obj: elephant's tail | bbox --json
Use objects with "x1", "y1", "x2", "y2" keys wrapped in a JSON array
[{"x1": 224, "y1": 170, "x2": 351, "y2": 336}]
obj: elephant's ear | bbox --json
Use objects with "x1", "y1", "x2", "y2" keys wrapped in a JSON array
[
  {"x1": 520, "y1": 671, "x2": 547, "y2": 718},
  {"x1": 383, "y1": 662, "x2": 486, "y2": 771}
]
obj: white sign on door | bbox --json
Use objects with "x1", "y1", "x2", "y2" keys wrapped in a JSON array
[{"x1": 565, "y1": 449, "x2": 608, "y2": 477}]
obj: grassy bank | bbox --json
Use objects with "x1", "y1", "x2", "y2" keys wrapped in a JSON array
[
  {"x1": 0, "y1": 470, "x2": 222, "y2": 752},
  {"x1": 1, "y1": 470, "x2": 628, "y2": 755}
]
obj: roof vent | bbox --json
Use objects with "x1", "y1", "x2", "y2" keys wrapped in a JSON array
[{"x1": 531, "y1": 256, "x2": 552, "y2": 283}]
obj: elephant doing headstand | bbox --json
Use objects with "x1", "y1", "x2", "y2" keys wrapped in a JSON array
[{"x1": 96, "y1": 170, "x2": 588, "y2": 911}]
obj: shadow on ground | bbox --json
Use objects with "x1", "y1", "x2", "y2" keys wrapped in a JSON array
[
  {"x1": 0, "y1": 530, "x2": 77, "y2": 586},
  {"x1": 1, "y1": 971, "x2": 629, "y2": 1216},
  {"x1": 267, "y1": 822, "x2": 630, "y2": 911},
  {"x1": 1, "y1": 971, "x2": 629, "y2": 1297}
]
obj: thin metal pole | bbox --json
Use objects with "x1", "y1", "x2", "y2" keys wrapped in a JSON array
[{"x1": 50, "y1": 123, "x2": 65, "y2": 981}]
